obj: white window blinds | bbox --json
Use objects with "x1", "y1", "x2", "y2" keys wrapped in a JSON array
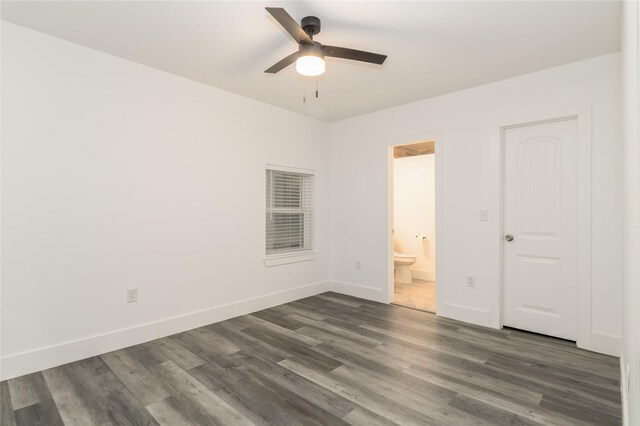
[{"x1": 266, "y1": 168, "x2": 314, "y2": 255}]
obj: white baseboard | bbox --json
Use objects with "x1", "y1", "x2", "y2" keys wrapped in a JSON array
[
  {"x1": 328, "y1": 281, "x2": 494, "y2": 328},
  {"x1": 578, "y1": 332, "x2": 622, "y2": 357},
  {"x1": 157, "y1": 281, "x2": 330, "y2": 337},
  {"x1": 329, "y1": 280, "x2": 387, "y2": 303},
  {"x1": 411, "y1": 268, "x2": 435, "y2": 281},
  {"x1": 0, "y1": 322, "x2": 159, "y2": 382},
  {"x1": 0, "y1": 281, "x2": 330, "y2": 381},
  {"x1": 438, "y1": 302, "x2": 493, "y2": 328}
]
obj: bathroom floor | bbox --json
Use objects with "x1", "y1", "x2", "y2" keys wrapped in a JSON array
[{"x1": 394, "y1": 279, "x2": 436, "y2": 312}]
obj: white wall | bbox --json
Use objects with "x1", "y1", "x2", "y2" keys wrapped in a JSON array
[
  {"x1": 393, "y1": 154, "x2": 436, "y2": 281},
  {"x1": 1, "y1": 20, "x2": 626, "y2": 381},
  {"x1": 0, "y1": 23, "x2": 330, "y2": 380},
  {"x1": 329, "y1": 52, "x2": 622, "y2": 356},
  {"x1": 621, "y1": 1, "x2": 640, "y2": 424}
]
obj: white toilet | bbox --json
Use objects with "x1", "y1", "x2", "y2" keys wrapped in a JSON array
[{"x1": 394, "y1": 252, "x2": 416, "y2": 284}]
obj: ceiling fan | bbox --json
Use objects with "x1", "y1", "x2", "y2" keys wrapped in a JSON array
[{"x1": 264, "y1": 7, "x2": 387, "y2": 77}]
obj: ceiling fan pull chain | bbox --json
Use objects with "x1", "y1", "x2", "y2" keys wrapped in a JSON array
[{"x1": 316, "y1": 77, "x2": 319, "y2": 98}]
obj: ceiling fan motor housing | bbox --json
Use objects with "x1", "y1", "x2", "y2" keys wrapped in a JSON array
[
  {"x1": 299, "y1": 41, "x2": 324, "y2": 59},
  {"x1": 301, "y1": 16, "x2": 321, "y2": 38}
]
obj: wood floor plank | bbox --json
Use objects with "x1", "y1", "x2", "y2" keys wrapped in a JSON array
[
  {"x1": 475, "y1": 354, "x2": 621, "y2": 410},
  {"x1": 403, "y1": 363, "x2": 595, "y2": 425},
  {"x1": 1, "y1": 381, "x2": 17, "y2": 426},
  {"x1": 171, "y1": 329, "x2": 244, "y2": 368},
  {"x1": 448, "y1": 393, "x2": 542, "y2": 426},
  {"x1": 375, "y1": 343, "x2": 545, "y2": 406},
  {"x1": 331, "y1": 363, "x2": 483, "y2": 425},
  {"x1": 209, "y1": 322, "x2": 291, "y2": 363},
  {"x1": 126, "y1": 341, "x2": 172, "y2": 368},
  {"x1": 539, "y1": 393, "x2": 622, "y2": 425},
  {"x1": 244, "y1": 314, "x2": 323, "y2": 347},
  {"x1": 145, "y1": 398, "x2": 194, "y2": 426},
  {"x1": 342, "y1": 407, "x2": 399, "y2": 426},
  {"x1": 451, "y1": 327, "x2": 619, "y2": 380},
  {"x1": 61, "y1": 357, "x2": 159, "y2": 426},
  {"x1": 7, "y1": 372, "x2": 51, "y2": 411},
  {"x1": 240, "y1": 326, "x2": 342, "y2": 371},
  {"x1": 13, "y1": 400, "x2": 65, "y2": 426},
  {"x1": 292, "y1": 314, "x2": 383, "y2": 348},
  {"x1": 312, "y1": 342, "x2": 450, "y2": 405},
  {"x1": 42, "y1": 368, "x2": 95, "y2": 426},
  {"x1": 268, "y1": 302, "x2": 329, "y2": 322},
  {"x1": 193, "y1": 356, "x2": 349, "y2": 426},
  {"x1": 186, "y1": 356, "x2": 247, "y2": 391},
  {"x1": 151, "y1": 360, "x2": 253, "y2": 425},
  {"x1": 1, "y1": 292, "x2": 621, "y2": 425},
  {"x1": 360, "y1": 323, "x2": 490, "y2": 363},
  {"x1": 298, "y1": 327, "x2": 413, "y2": 372},
  {"x1": 220, "y1": 315, "x2": 257, "y2": 331},
  {"x1": 160, "y1": 393, "x2": 225, "y2": 426},
  {"x1": 233, "y1": 351, "x2": 357, "y2": 418},
  {"x1": 290, "y1": 300, "x2": 366, "y2": 325},
  {"x1": 485, "y1": 351, "x2": 621, "y2": 392},
  {"x1": 150, "y1": 337, "x2": 206, "y2": 370},
  {"x1": 187, "y1": 327, "x2": 242, "y2": 355},
  {"x1": 101, "y1": 350, "x2": 170, "y2": 406},
  {"x1": 278, "y1": 358, "x2": 440, "y2": 425},
  {"x1": 250, "y1": 309, "x2": 308, "y2": 331}
]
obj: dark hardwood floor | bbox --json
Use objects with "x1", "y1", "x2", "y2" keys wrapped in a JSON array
[{"x1": 1, "y1": 292, "x2": 621, "y2": 425}]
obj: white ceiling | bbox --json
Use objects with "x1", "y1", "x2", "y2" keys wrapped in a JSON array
[{"x1": 1, "y1": 1, "x2": 621, "y2": 122}]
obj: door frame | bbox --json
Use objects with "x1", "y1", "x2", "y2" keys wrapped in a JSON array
[
  {"x1": 386, "y1": 135, "x2": 445, "y2": 313},
  {"x1": 490, "y1": 104, "x2": 593, "y2": 350}
]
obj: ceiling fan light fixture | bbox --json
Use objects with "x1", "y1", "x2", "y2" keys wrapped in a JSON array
[
  {"x1": 263, "y1": 8, "x2": 387, "y2": 75},
  {"x1": 296, "y1": 55, "x2": 325, "y2": 76},
  {"x1": 296, "y1": 42, "x2": 325, "y2": 76}
]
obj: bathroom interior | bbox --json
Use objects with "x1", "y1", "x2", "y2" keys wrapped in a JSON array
[{"x1": 393, "y1": 141, "x2": 436, "y2": 312}]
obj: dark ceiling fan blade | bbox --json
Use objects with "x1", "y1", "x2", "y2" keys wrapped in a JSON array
[
  {"x1": 265, "y1": 51, "x2": 299, "y2": 73},
  {"x1": 265, "y1": 7, "x2": 313, "y2": 45},
  {"x1": 323, "y1": 45, "x2": 387, "y2": 65}
]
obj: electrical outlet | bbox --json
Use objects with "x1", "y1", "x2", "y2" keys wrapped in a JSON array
[
  {"x1": 127, "y1": 287, "x2": 138, "y2": 303},
  {"x1": 467, "y1": 275, "x2": 476, "y2": 287},
  {"x1": 480, "y1": 210, "x2": 489, "y2": 221},
  {"x1": 356, "y1": 261, "x2": 361, "y2": 270}
]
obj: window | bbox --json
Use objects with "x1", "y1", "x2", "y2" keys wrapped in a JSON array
[{"x1": 265, "y1": 168, "x2": 314, "y2": 260}]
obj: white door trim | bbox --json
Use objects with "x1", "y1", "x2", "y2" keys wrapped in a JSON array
[
  {"x1": 490, "y1": 104, "x2": 593, "y2": 350},
  {"x1": 387, "y1": 133, "x2": 445, "y2": 313}
]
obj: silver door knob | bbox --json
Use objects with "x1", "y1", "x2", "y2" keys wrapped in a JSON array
[{"x1": 505, "y1": 234, "x2": 514, "y2": 242}]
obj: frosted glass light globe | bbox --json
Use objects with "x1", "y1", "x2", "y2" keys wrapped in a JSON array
[{"x1": 296, "y1": 55, "x2": 325, "y2": 76}]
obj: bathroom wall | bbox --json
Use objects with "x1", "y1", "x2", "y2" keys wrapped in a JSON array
[
  {"x1": 1, "y1": 23, "x2": 331, "y2": 380},
  {"x1": 393, "y1": 154, "x2": 436, "y2": 281},
  {"x1": 329, "y1": 52, "x2": 622, "y2": 356}
]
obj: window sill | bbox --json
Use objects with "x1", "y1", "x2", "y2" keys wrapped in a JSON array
[{"x1": 263, "y1": 251, "x2": 317, "y2": 267}]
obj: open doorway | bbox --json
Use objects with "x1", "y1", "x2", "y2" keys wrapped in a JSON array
[{"x1": 390, "y1": 141, "x2": 436, "y2": 312}]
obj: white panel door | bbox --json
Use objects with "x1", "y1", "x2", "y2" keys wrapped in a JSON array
[{"x1": 503, "y1": 118, "x2": 578, "y2": 340}]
